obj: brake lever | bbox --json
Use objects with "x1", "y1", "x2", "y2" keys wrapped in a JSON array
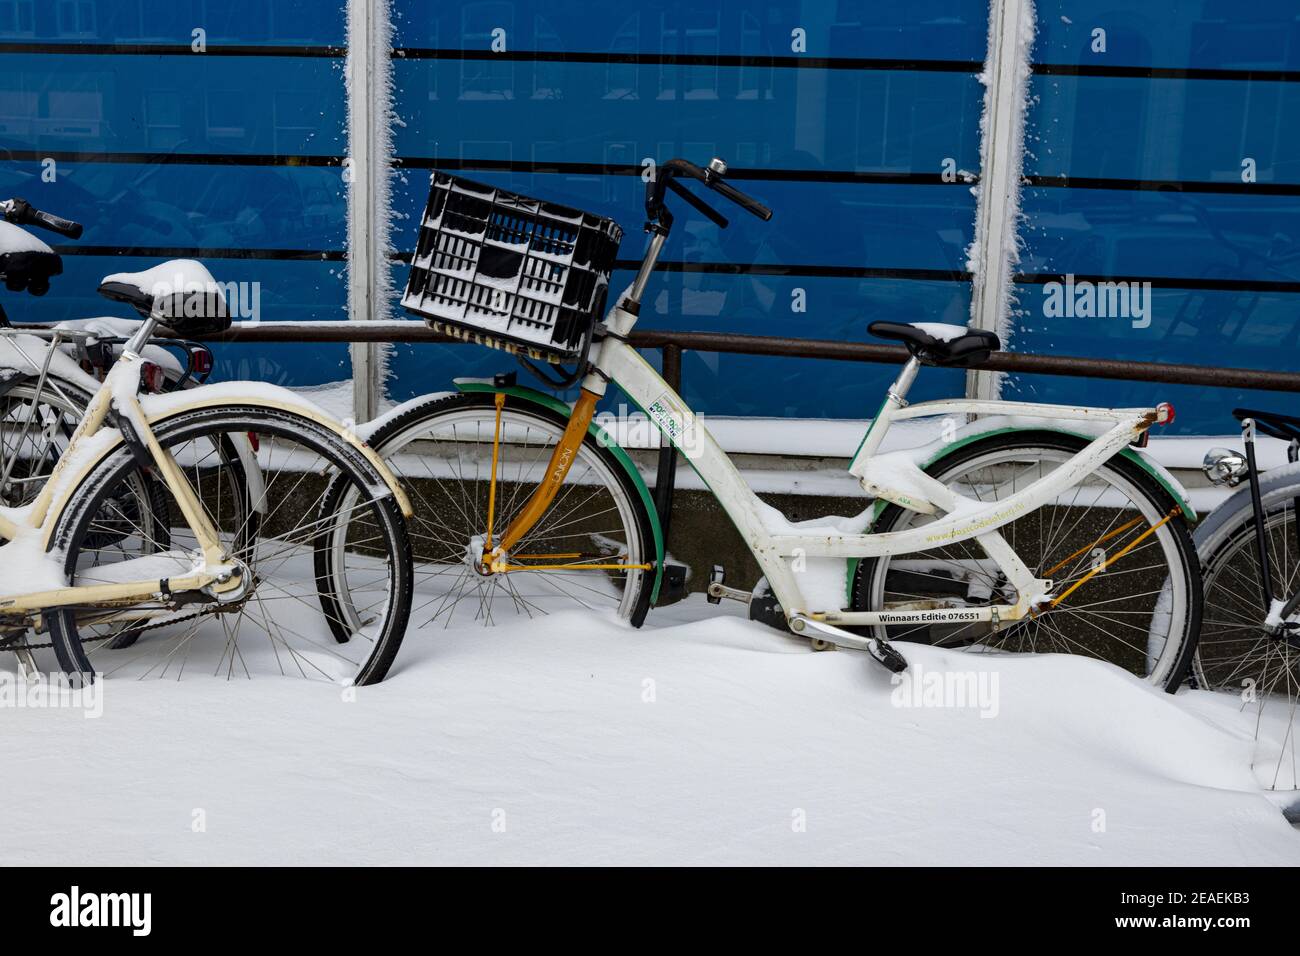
[{"x1": 665, "y1": 177, "x2": 729, "y2": 229}]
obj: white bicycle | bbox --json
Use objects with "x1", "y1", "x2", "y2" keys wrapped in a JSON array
[
  {"x1": 0, "y1": 198, "x2": 414, "y2": 685},
  {"x1": 323, "y1": 159, "x2": 1203, "y2": 689}
]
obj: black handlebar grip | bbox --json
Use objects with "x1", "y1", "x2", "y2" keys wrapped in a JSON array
[
  {"x1": 710, "y1": 178, "x2": 773, "y2": 221},
  {"x1": 28, "y1": 208, "x2": 83, "y2": 239}
]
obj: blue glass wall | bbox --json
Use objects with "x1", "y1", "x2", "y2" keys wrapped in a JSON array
[
  {"x1": 5, "y1": 2, "x2": 1283, "y2": 434},
  {"x1": 387, "y1": 0, "x2": 989, "y2": 416},
  {"x1": 0, "y1": 0, "x2": 352, "y2": 385},
  {"x1": 1013, "y1": 0, "x2": 1300, "y2": 433}
]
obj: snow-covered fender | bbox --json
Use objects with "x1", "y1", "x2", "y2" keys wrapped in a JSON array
[
  {"x1": 847, "y1": 423, "x2": 1198, "y2": 604},
  {"x1": 138, "y1": 384, "x2": 412, "y2": 517},
  {"x1": 454, "y1": 378, "x2": 667, "y2": 606},
  {"x1": 38, "y1": 382, "x2": 413, "y2": 549},
  {"x1": 0, "y1": 366, "x2": 26, "y2": 395}
]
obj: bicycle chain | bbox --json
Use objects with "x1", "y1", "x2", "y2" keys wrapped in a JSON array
[
  {"x1": 0, "y1": 606, "x2": 212, "y2": 655},
  {"x1": 1, "y1": 637, "x2": 52, "y2": 651}
]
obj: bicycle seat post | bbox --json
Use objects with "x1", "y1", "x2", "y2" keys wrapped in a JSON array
[
  {"x1": 122, "y1": 312, "x2": 161, "y2": 358},
  {"x1": 849, "y1": 356, "x2": 922, "y2": 476}
]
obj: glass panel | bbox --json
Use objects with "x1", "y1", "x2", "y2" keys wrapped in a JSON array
[
  {"x1": 0, "y1": 161, "x2": 346, "y2": 250},
  {"x1": 394, "y1": 60, "x2": 983, "y2": 174},
  {"x1": 1033, "y1": 0, "x2": 1300, "y2": 72},
  {"x1": 0, "y1": 0, "x2": 348, "y2": 393},
  {"x1": 0, "y1": 0, "x2": 346, "y2": 45},
  {"x1": 1020, "y1": 188, "x2": 1300, "y2": 285},
  {"x1": 388, "y1": 1, "x2": 988, "y2": 417},
  {"x1": 1018, "y1": 4, "x2": 1298, "y2": 434},
  {"x1": 0, "y1": 54, "x2": 345, "y2": 156},
  {"x1": 393, "y1": 0, "x2": 990, "y2": 62},
  {"x1": 1027, "y1": 76, "x2": 1300, "y2": 183},
  {"x1": 1010, "y1": 284, "x2": 1300, "y2": 432},
  {"x1": 394, "y1": 170, "x2": 974, "y2": 273}
]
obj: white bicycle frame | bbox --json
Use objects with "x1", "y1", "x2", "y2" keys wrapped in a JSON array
[{"x1": 576, "y1": 290, "x2": 1166, "y2": 653}]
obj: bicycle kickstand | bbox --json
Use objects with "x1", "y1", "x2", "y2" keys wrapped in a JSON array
[{"x1": 11, "y1": 641, "x2": 39, "y2": 682}]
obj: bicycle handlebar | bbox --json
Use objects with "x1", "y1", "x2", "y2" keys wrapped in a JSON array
[
  {"x1": 646, "y1": 157, "x2": 773, "y2": 227},
  {"x1": 1, "y1": 198, "x2": 84, "y2": 240},
  {"x1": 706, "y1": 173, "x2": 774, "y2": 222}
]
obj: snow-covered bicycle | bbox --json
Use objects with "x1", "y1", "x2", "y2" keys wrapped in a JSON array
[
  {"x1": 1199, "y1": 410, "x2": 1300, "y2": 788},
  {"x1": 322, "y1": 158, "x2": 1203, "y2": 689},
  {"x1": 0, "y1": 199, "x2": 414, "y2": 684}
]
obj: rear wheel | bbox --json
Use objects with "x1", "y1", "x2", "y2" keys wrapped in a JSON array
[
  {"x1": 47, "y1": 406, "x2": 412, "y2": 685},
  {"x1": 852, "y1": 431, "x2": 1201, "y2": 691}
]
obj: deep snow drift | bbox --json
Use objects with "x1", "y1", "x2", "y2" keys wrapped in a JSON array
[{"x1": 2, "y1": 596, "x2": 1296, "y2": 866}]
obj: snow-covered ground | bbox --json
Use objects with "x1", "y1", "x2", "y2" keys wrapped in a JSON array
[{"x1": 3, "y1": 596, "x2": 1297, "y2": 866}]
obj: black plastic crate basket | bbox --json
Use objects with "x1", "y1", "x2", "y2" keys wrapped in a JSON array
[{"x1": 402, "y1": 172, "x2": 624, "y2": 363}]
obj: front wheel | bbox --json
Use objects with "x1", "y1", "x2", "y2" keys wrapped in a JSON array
[
  {"x1": 317, "y1": 391, "x2": 655, "y2": 632},
  {"x1": 1194, "y1": 461, "x2": 1300, "y2": 790},
  {"x1": 47, "y1": 406, "x2": 413, "y2": 686},
  {"x1": 852, "y1": 430, "x2": 1201, "y2": 691}
]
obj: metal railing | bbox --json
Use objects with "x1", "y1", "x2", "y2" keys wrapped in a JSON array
[{"x1": 195, "y1": 320, "x2": 1300, "y2": 394}]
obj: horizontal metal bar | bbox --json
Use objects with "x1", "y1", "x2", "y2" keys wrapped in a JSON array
[
  {"x1": 174, "y1": 321, "x2": 1300, "y2": 394},
  {"x1": 0, "y1": 42, "x2": 344, "y2": 57},
  {"x1": 1033, "y1": 62, "x2": 1300, "y2": 83},
  {"x1": 1025, "y1": 173, "x2": 1300, "y2": 197},
  {"x1": 4, "y1": 149, "x2": 343, "y2": 167},
  {"x1": 399, "y1": 158, "x2": 969, "y2": 186},
  {"x1": 393, "y1": 48, "x2": 983, "y2": 72},
  {"x1": 7, "y1": 42, "x2": 1292, "y2": 82}
]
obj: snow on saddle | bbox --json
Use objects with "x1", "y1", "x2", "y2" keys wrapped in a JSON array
[{"x1": 98, "y1": 259, "x2": 231, "y2": 336}]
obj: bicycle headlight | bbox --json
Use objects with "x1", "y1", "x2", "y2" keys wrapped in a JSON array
[{"x1": 1202, "y1": 447, "x2": 1249, "y2": 487}]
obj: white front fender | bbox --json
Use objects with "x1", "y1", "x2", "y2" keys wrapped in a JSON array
[
  {"x1": 36, "y1": 383, "x2": 412, "y2": 549},
  {"x1": 136, "y1": 383, "x2": 413, "y2": 518}
]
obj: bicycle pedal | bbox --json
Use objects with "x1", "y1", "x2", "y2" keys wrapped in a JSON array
[
  {"x1": 707, "y1": 565, "x2": 750, "y2": 605},
  {"x1": 870, "y1": 638, "x2": 910, "y2": 674}
]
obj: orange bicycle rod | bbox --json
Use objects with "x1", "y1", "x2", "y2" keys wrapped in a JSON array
[{"x1": 487, "y1": 388, "x2": 600, "y2": 568}]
